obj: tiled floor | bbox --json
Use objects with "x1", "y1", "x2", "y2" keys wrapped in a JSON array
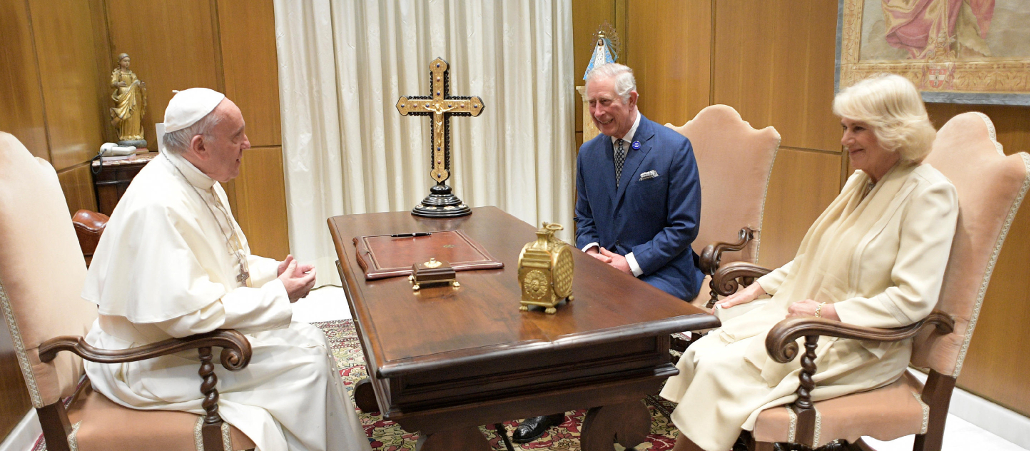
[
  {"x1": 865, "y1": 415, "x2": 1024, "y2": 451},
  {"x1": 297, "y1": 287, "x2": 1029, "y2": 451}
]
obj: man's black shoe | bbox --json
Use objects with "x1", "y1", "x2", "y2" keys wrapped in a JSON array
[{"x1": 511, "y1": 413, "x2": 565, "y2": 444}]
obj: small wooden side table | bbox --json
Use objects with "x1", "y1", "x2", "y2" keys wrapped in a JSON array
[{"x1": 91, "y1": 152, "x2": 158, "y2": 215}]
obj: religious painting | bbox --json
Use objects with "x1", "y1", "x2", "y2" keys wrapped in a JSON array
[{"x1": 837, "y1": 0, "x2": 1030, "y2": 105}]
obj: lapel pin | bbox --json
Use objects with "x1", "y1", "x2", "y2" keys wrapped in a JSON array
[{"x1": 631, "y1": 141, "x2": 641, "y2": 150}]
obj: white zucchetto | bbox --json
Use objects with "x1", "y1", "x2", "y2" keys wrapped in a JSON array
[{"x1": 163, "y1": 88, "x2": 226, "y2": 132}]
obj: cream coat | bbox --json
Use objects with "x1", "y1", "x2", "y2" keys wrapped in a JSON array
[{"x1": 661, "y1": 163, "x2": 958, "y2": 451}]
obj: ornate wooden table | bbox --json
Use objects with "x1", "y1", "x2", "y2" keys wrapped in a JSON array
[{"x1": 328, "y1": 207, "x2": 719, "y2": 450}]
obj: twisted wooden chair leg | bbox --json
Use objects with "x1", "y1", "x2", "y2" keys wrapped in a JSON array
[{"x1": 199, "y1": 346, "x2": 224, "y2": 451}]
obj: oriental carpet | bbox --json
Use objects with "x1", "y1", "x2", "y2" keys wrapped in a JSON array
[{"x1": 316, "y1": 319, "x2": 681, "y2": 451}]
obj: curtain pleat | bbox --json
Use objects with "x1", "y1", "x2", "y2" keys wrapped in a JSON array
[{"x1": 274, "y1": 0, "x2": 576, "y2": 286}]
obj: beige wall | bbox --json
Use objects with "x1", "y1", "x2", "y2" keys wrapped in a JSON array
[
  {"x1": 572, "y1": 0, "x2": 1030, "y2": 418},
  {"x1": 0, "y1": 0, "x2": 288, "y2": 438}
]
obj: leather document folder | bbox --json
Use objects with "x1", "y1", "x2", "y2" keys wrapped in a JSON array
[{"x1": 354, "y1": 230, "x2": 503, "y2": 280}]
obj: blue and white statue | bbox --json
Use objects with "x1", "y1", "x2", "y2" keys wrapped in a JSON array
[{"x1": 583, "y1": 31, "x2": 618, "y2": 80}]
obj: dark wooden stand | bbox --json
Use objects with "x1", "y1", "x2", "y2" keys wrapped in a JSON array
[
  {"x1": 328, "y1": 206, "x2": 719, "y2": 450},
  {"x1": 91, "y1": 152, "x2": 157, "y2": 215}
]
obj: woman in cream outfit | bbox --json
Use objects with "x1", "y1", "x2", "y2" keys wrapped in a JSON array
[{"x1": 660, "y1": 74, "x2": 958, "y2": 451}]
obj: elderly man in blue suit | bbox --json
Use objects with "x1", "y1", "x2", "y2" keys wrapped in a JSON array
[{"x1": 511, "y1": 63, "x2": 705, "y2": 443}]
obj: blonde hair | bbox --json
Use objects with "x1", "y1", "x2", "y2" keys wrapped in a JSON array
[{"x1": 833, "y1": 74, "x2": 936, "y2": 163}]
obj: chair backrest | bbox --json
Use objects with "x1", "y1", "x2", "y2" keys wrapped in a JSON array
[
  {"x1": 667, "y1": 105, "x2": 780, "y2": 263},
  {"x1": 912, "y1": 113, "x2": 1030, "y2": 378},
  {"x1": 0, "y1": 132, "x2": 98, "y2": 408}
]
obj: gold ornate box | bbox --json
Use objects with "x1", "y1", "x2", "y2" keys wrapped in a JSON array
[{"x1": 517, "y1": 223, "x2": 574, "y2": 314}]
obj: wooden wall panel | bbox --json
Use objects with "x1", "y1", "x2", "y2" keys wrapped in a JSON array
[
  {"x1": 926, "y1": 104, "x2": 1030, "y2": 155},
  {"x1": 0, "y1": 0, "x2": 48, "y2": 158},
  {"x1": 88, "y1": 0, "x2": 117, "y2": 145},
  {"x1": 105, "y1": 0, "x2": 222, "y2": 151},
  {"x1": 572, "y1": 0, "x2": 618, "y2": 151},
  {"x1": 757, "y1": 148, "x2": 841, "y2": 268},
  {"x1": 712, "y1": 0, "x2": 840, "y2": 152},
  {"x1": 626, "y1": 0, "x2": 712, "y2": 127},
  {"x1": 232, "y1": 146, "x2": 290, "y2": 260},
  {"x1": 29, "y1": 0, "x2": 107, "y2": 171},
  {"x1": 215, "y1": 0, "x2": 288, "y2": 258},
  {"x1": 216, "y1": 0, "x2": 281, "y2": 147},
  {"x1": 58, "y1": 163, "x2": 99, "y2": 216}
]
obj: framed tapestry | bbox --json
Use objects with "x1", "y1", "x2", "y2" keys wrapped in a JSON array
[{"x1": 836, "y1": 0, "x2": 1030, "y2": 105}]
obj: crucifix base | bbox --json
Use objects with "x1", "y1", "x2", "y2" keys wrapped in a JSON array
[{"x1": 412, "y1": 184, "x2": 472, "y2": 218}]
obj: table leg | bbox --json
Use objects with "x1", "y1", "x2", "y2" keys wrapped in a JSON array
[
  {"x1": 414, "y1": 426, "x2": 491, "y2": 451},
  {"x1": 580, "y1": 399, "x2": 650, "y2": 451},
  {"x1": 354, "y1": 378, "x2": 379, "y2": 414}
]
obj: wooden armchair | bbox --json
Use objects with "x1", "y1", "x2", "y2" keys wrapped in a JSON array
[
  {"x1": 71, "y1": 209, "x2": 108, "y2": 266},
  {"x1": 712, "y1": 112, "x2": 1030, "y2": 450},
  {"x1": 0, "y1": 132, "x2": 256, "y2": 451},
  {"x1": 666, "y1": 104, "x2": 780, "y2": 309}
]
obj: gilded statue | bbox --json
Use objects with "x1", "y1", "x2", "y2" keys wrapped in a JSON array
[{"x1": 110, "y1": 53, "x2": 147, "y2": 148}]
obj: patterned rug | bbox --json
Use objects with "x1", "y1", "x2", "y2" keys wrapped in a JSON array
[
  {"x1": 317, "y1": 319, "x2": 681, "y2": 451},
  {"x1": 31, "y1": 320, "x2": 681, "y2": 451}
]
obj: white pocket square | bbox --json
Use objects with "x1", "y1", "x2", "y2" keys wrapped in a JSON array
[{"x1": 638, "y1": 170, "x2": 659, "y2": 181}]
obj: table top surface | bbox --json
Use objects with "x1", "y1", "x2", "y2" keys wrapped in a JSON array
[
  {"x1": 90, "y1": 151, "x2": 158, "y2": 167},
  {"x1": 328, "y1": 206, "x2": 719, "y2": 379}
]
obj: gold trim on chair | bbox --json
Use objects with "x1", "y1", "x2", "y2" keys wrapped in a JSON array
[
  {"x1": 221, "y1": 421, "x2": 232, "y2": 451},
  {"x1": 751, "y1": 136, "x2": 781, "y2": 263},
  {"x1": 785, "y1": 405, "x2": 797, "y2": 443},
  {"x1": 68, "y1": 421, "x2": 81, "y2": 451},
  {"x1": 194, "y1": 417, "x2": 205, "y2": 451},
  {"x1": 812, "y1": 408, "x2": 822, "y2": 448},
  {"x1": 914, "y1": 391, "x2": 930, "y2": 435},
  {"x1": 0, "y1": 280, "x2": 43, "y2": 407}
]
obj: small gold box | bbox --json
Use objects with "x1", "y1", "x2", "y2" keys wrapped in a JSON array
[
  {"x1": 409, "y1": 258, "x2": 459, "y2": 291},
  {"x1": 517, "y1": 223, "x2": 574, "y2": 314}
]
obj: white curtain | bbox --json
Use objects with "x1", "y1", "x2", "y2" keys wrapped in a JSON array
[{"x1": 273, "y1": 0, "x2": 577, "y2": 286}]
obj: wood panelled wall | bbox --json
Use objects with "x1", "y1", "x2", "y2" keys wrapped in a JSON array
[
  {"x1": 572, "y1": 0, "x2": 1030, "y2": 418},
  {"x1": 0, "y1": 0, "x2": 288, "y2": 440}
]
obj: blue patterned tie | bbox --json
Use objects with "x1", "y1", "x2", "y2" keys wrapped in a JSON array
[{"x1": 614, "y1": 139, "x2": 626, "y2": 186}]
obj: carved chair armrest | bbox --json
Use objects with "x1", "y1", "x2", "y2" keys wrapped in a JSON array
[
  {"x1": 761, "y1": 311, "x2": 954, "y2": 446},
  {"x1": 709, "y1": 260, "x2": 772, "y2": 300},
  {"x1": 39, "y1": 329, "x2": 252, "y2": 451},
  {"x1": 72, "y1": 209, "x2": 109, "y2": 260},
  {"x1": 764, "y1": 311, "x2": 955, "y2": 364},
  {"x1": 39, "y1": 329, "x2": 252, "y2": 370},
  {"x1": 699, "y1": 227, "x2": 755, "y2": 275}
]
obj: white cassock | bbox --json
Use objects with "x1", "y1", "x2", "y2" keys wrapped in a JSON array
[{"x1": 82, "y1": 150, "x2": 371, "y2": 451}]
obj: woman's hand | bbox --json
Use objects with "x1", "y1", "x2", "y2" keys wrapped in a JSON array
[
  {"x1": 716, "y1": 282, "x2": 766, "y2": 309},
  {"x1": 787, "y1": 299, "x2": 840, "y2": 321}
]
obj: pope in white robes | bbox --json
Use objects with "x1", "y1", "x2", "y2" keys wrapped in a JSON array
[{"x1": 82, "y1": 88, "x2": 372, "y2": 451}]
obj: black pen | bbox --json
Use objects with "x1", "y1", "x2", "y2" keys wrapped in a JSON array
[{"x1": 390, "y1": 232, "x2": 432, "y2": 238}]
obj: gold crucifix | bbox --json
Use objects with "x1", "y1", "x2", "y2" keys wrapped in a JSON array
[{"x1": 397, "y1": 57, "x2": 484, "y2": 217}]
